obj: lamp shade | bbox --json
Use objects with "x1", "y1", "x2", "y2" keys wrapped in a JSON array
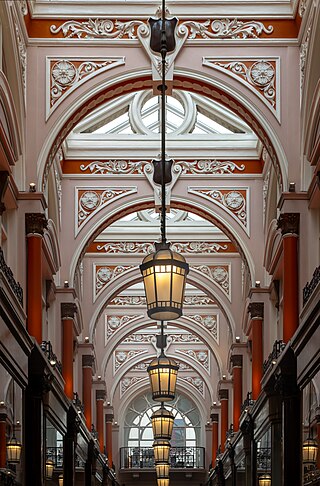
[
  {"x1": 147, "y1": 353, "x2": 179, "y2": 401},
  {"x1": 157, "y1": 479, "x2": 170, "y2": 486},
  {"x1": 303, "y1": 438, "x2": 318, "y2": 464},
  {"x1": 258, "y1": 474, "x2": 271, "y2": 486},
  {"x1": 6, "y1": 436, "x2": 22, "y2": 463},
  {"x1": 153, "y1": 440, "x2": 171, "y2": 463},
  {"x1": 59, "y1": 474, "x2": 64, "y2": 486},
  {"x1": 45, "y1": 459, "x2": 54, "y2": 479},
  {"x1": 156, "y1": 463, "x2": 170, "y2": 479},
  {"x1": 151, "y1": 405, "x2": 174, "y2": 440},
  {"x1": 140, "y1": 242, "x2": 189, "y2": 320}
]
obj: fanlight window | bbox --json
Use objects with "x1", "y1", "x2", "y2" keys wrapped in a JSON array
[{"x1": 124, "y1": 393, "x2": 200, "y2": 448}]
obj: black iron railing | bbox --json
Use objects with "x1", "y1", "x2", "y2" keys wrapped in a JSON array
[
  {"x1": 120, "y1": 447, "x2": 205, "y2": 469},
  {"x1": 73, "y1": 392, "x2": 84, "y2": 412},
  {"x1": 303, "y1": 265, "x2": 320, "y2": 306},
  {"x1": 241, "y1": 392, "x2": 255, "y2": 413},
  {"x1": 41, "y1": 341, "x2": 63, "y2": 375},
  {"x1": 263, "y1": 340, "x2": 286, "y2": 375},
  {"x1": 0, "y1": 247, "x2": 23, "y2": 306},
  {"x1": 46, "y1": 446, "x2": 63, "y2": 467}
]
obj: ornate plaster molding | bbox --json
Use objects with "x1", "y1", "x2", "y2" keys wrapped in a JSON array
[
  {"x1": 114, "y1": 349, "x2": 147, "y2": 373},
  {"x1": 179, "y1": 376, "x2": 205, "y2": 397},
  {"x1": 120, "y1": 376, "x2": 145, "y2": 397},
  {"x1": 76, "y1": 186, "x2": 137, "y2": 235},
  {"x1": 14, "y1": 21, "x2": 26, "y2": 103},
  {"x1": 131, "y1": 359, "x2": 192, "y2": 372},
  {"x1": 95, "y1": 265, "x2": 136, "y2": 300},
  {"x1": 105, "y1": 314, "x2": 144, "y2": 342},
  {"x1": 176, "y1": 349, "x2": 209, "y2": 372},
  {"x1": 300, "y1": 27, "x2": 311, "y2": 92},
  {"x1": 186, "y1": 314, "x2": 219, "y2": 343},
  {"x1": 79, "y1": 159, "x2": 246, "y2": 176},
  {"x1": 188, "y1": 187, "x2": 248, "y2": 234},
  {"x1": 47, "y1": 57, "x2": 125, "y2": 119},
  {"x1": 192, "y1": 264, "x2": 231, "y2": 299},
  {"x1": 109, "y1": 294, "x2": 215, "y2": 306},
  {"x1": 93, "y1": 240, "x2": 229, "y2": 254},
  {"x1": 203, "y1": 57, "x2": 279, "y2": 117},
  {"x1": 50, "y1": 17, "x2": 273, "y2": 40},
  {"x1": 18, "y1": 0, "x2": 28, "y2": 15}
]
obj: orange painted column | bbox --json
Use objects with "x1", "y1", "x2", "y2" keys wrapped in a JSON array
[
  {"x1": 278, "y1": 213, "x2": 300, "y2": 342},
  {"x1": 26, "y1": 214, "x2": 47, "y2": 344},
  {"x1": 231, "y1": 355, "x2": 243, "y2": 432},
  {"x1": 211, "y1": 413, "x2": 219, "y2": 466},
  {"x1": 61, "y1": 303, "x2": 77, "y2": 400},
  {"x1": 105, "y1": 411, "x2": 114, "y2": 468},
  {"x1": 317, "y1": 413, "x2": 320, "y2": 470},
  {"x1": 249, "y1": 303, "x2": 264, "y2": 400},
  {"x1": 82, "y1": 355, "x2": 94, "y2": 430},
  {"x1": 96, "y1": 390, "x2": 106, "y2": 453},
  {"x1": 219, "y1": 390, "x2": 229, "y2": 452},
  {"x1": 0, "y1": 413, "x2": 7, "y2": 468}
]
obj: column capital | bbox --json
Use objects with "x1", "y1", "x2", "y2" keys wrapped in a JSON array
[
  {"x1": 61, "y1": 302, "x2": 77, "y2": 319},
  {"x1": 231, "y1": 354, "x2": 243, "y2": 368},
  {"x1": 277, "y1": 213, "x2": 300, "y2": 236},
  {"x1": 105, "y1": 412, "x2": 114, "y2": 423},
  {"x1": 26, "y1": 213, "x2": 48, "y2": 236},
  {"x1": 82, "y1": 354, "x2": 94, "y2": 368},
  {"x1": 210, "y1": 413, "x2": 219, "y2": 423},
  {"x1": 219, "y1": 389, "x2": 229, "y2": 400},
  {"x1": 248, "y1": 302, "x2": 264, "y2": 319},
  {"x1": 96, "y1": 389, "x2": 106, "y2": 401}
]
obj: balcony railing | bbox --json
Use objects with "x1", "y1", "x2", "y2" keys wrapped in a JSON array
[
  {"x1": 241, "y1": 391, "x2": 255, "y2": 413},
  {"x1": 120, "y1": 447, "x2": 205, "y2": 469},
  {"x1": 263, "y1": 340, "x2": 286, "y2": 375},
  {"x1": 40, "y1": 341, "x2": 63, "y2": 375},
  {"x1": 0, "y1": 247, "x2": 23, "y2": 306},
  {"x1": 303, "y1": 265, "x2": 320, "y2": 306}
]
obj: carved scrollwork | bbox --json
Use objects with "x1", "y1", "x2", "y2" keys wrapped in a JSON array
[
  {"x1": 180, "y1": 18, "x2": 273, "y2": 39},
  {"x1": 186, "y1": 314, "x2": 218, "y2": 342},
  {"x1": 50, "y1": 19, "x2": 145, "y2": 39},
  {"x1": 176, "y1": 349, "x2": 209, "y2": 371},
  {"x1": 95, "y1": 265, "x2": 135, "y2": 296},
  {"x1": 193, "y1": 265, "x2": 230, "y2": 296},
  {"x1": 26, "y1": 213, "x2": 48, "y2": 236}
]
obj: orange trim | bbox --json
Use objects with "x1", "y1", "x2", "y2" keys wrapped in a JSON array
[
  {"x1": 105, "y1": 420, "x2": 113, "y2": 466},
  {"x1": 27, "y1": 235, "x2": 43, "y2": 344},
  {"x1": 233, "y1": 366, "x2": 242, "y2": 432},
  {"x1": 62, "y1": 318, "x2": 74, "y2": 400},
  {"x1": 62, "y1": 159, "x2": 263, "y2": 175},
  {"x1": 25, "y1": 15, "x2": 300, "y2": 39},
  {"x1": 83, "y1": 366, "x2": 92, "y2": 430},
  {"x1": 252, "y1": 318, "x2": 263, "y2": 400}
]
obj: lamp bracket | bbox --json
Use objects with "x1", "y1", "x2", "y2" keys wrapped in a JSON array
[{"x1": 156, "y1": 334, "x2": 167, "y2": 350}]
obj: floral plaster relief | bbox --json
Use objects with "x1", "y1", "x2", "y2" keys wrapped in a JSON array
[
  {"x1": 203, "y1": 57, "x2": 279, "y2": 119},
  {"x1": 76, "y1": 186, "x2": 137, "y2": 235},
  {"x1": 47, "y1": 57, "x2": 125, "y2": 119},
  {"x1": 95, "y1": 265, "x2": 136, "y2": 300}
]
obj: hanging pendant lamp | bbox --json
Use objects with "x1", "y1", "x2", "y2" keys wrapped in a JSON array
[
  {"x1": 151, "y1": 404, "x2": 174, "y2": 440},
  {"x1": 45, "y1": 459, "x2": 54, "y2": 480},
  {"x1": 147, "y1": 323, "x2": 179, "y2": 401},
  {"x1": 6, "y1": 381, "x2": 22, "y2": 464},
  {"x1": 140, "y1": 1, "x2": 188, "y2": 321},
  {"x1": 258, "y1": 474, "x2": 271, "y2": 486},
  {"x1": 153, "y1": 439, "x2": 171, "y2": 463},
  {"x1": 156, "y1": 463, "x2": 170, "y2": 479},
  {"x1": 157, "y1": 479, "x2": 170, "y2": 486}
]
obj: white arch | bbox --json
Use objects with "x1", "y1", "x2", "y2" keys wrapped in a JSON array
[{"x1": 116, "y1": 382, "x2": 209, "y2": 448}]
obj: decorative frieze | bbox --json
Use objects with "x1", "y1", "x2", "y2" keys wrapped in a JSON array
[
  {"x1": 277, "y1": 213, "x2": 300, "y2": 236},
  {"x1": 114, "y1": 349, "x2": 147, "y2": 373},
  {"x1": 131, "y1": 360, "x2": 192, "y2": 372},
  {"x1": 203, "y1": 58, "x2": 277, "y2": 111},
  {"x1": 95, "y1": 265, "x2": 135, "y2": 298},
  {"x1": 193, "y1": 265, "x2": 230, "y2": 298},
  {"x1": 124, "y1": 333, "x2": 155, "y2": 343},
  {"x1": 300, "y1": 27, "x2": 311, "y2": 91},
  {"x1": 120, "y1": 376, "x2": 145, "y2": 397},
  {"x1": 109, "y1": 294, "x2": 215, "y2": 306},
  {"x1": 186, "y1": 314, "x2": 218, "y2": 342},
  {"x1": 176, "y1": 349, "x2": 209, "y2": 372},
  {"x1": 188, "y1": 187, "x2": 248, "y2": 232},
  {"x1": 105, "y1": 314, "x2": 143, "y2": 341},
  {"x1": 175, "y1": 159, "x2": 245, "y2": 174},
  {"x1": 76, "y1": 187, "x2": 137, "y2": 233},
  {"x1": 179, "y1": 376, "x2": 205, "y2": 397},
  {"x1": 47, "y1": 57, "x2": 125, "y2": 117},
  {"x1": 80, "y1": 160, "x2": 149, "y2": 175},
  {"x1": 50, "y1": 17, "x2": 273, "y2": 40},
  {"x1": 91, "y1": 240, "x2": 232, "y2": 254}
]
